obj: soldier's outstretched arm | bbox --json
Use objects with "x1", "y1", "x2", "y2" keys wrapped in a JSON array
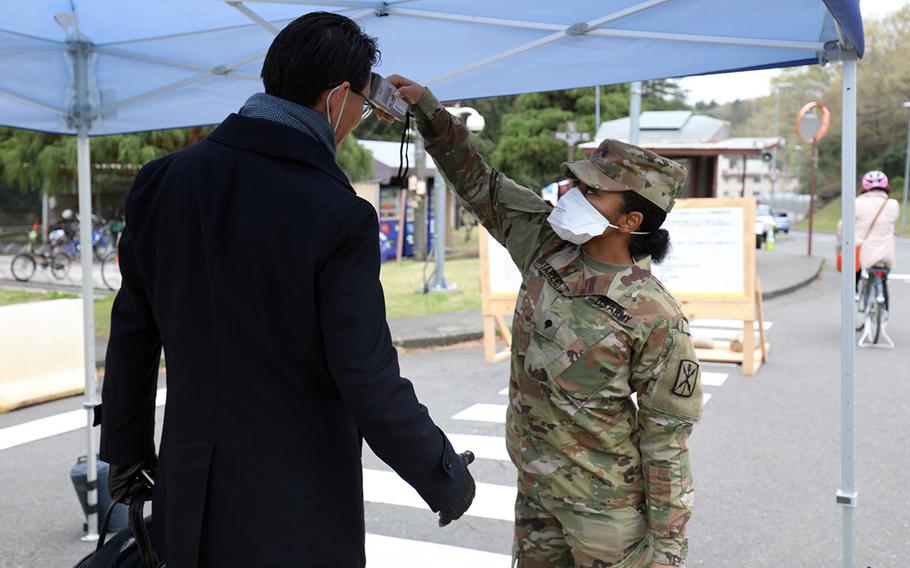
[
  {"x1": 629, "y1": 318, "x2": 703, "y2": 567},
  {"x1": 391, "y1": 75, "x2": 555, "y2": 273}
]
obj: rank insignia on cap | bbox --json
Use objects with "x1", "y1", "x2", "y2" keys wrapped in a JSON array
[{"x1": 672, "y1": 360, "x2": 699, "y2": 398}]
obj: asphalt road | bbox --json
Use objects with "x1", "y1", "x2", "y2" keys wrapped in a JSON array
[{"x1": 0, "y1": 230, "x2": 907, "y2": 567}]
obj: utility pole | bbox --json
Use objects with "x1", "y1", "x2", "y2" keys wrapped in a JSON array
[
  {"x1": 808, "y1": 140, "x2": 818, "y2": 256},
  {"x1": 595, "y1": 85, "x2": 601, "y2": 134},
  {"x1": 797, "y1": 101, "x2": 831, "y2": 257},
  {"x1": 770, "y1": 83, "x2": 791, "y2": 210},
  {"x1": 629, "y1": 81, "x2": 642, "y2": 145},
  {"x1": 901, "y1": 101, "x2": 910, "y2": 235}
]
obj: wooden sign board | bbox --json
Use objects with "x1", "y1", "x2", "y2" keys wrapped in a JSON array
[
  {"x1": 651, "y1": 197, "x2": 768, "y2": 375},
  {"x1": 478, "y1": 228, "x2": 522, "y2": 362},
  {"x1": 478, "y1": 197, "x2": 767, "y2": 374}
]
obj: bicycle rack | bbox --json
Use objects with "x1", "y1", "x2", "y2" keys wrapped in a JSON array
[{"x1": 857, "y1": 311, "x2": 895, "y2": 349}]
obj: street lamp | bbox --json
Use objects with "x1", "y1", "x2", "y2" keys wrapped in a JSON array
[
  {"x1": 770, "y1": 82, "x2": 792, "y2": 210},
  {"x1": 424, "y1": 106, "x2": 485, "y2": 293},
  {"x1": 901, "y1": 101, "x2": 910, "y2": 235}
]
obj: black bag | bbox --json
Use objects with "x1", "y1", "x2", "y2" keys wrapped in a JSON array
[{"x1": 72, "y1": 498, "x2": 163, "y2": 568}]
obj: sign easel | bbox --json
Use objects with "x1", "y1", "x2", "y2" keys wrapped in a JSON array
[
  {"x1": 478, "y1": 228, "x2": 522, "y2": 363},
  {"x1": 652, "y1": 197, "x2": 768, "y2": 375}
]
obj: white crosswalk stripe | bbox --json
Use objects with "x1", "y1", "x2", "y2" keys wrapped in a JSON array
[
  {"x1": 365, "y1": 534, "x2": 511, "y2": 568},
  {"x1": 0, "y1": 388, "x2": 167, "y2": 451},
  {"x1": 452, "y1": 403, "x2": 508, "y2": 423},
  {"x1": 363, "y1": 469, "x2": 516, "y2": 521},
  {"x1": 701, "y1": 372, "x2": 728, "y2": 387},
  {"x1": 445, "y1": 433, "x2": 510, "y2": 462}
]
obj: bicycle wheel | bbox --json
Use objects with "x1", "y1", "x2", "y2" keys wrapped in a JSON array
[
  {"x1": 10, "y1": 253, "x2": 36, "y2": 282},
  {"x1": 856, "y1": 279, "x2": 870, "y2": 331},
  {"x1": 101, "y1": 252, "x2": 121, "y2": 291},
  {"x1": 872, "y1": 299, "x2": 884, "y2": 344},
  {"x1": 50, "y1": 253, "x2": 71, "y2": 280}
]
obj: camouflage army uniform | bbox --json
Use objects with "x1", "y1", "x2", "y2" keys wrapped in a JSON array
[{"x1": 412, "y1": 91, "x2": 702, "y2": 568}]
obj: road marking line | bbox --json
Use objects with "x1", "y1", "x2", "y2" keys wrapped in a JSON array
[
  {"x1": 889, "y1": 273, "x2": 910, "y2": 281},
  {"x1": 445, "y1": 433, "x2": 510, "y2": 462},
  {"x1": 362, "y1": 468, "x2": 516, "y2": 521},
  {"x1": 452, "y1": 404, "x2": 507, "y2": 423},
  {"x1": 701, "y1": 372, "x2": 728, "y2": 387},
  {"x1": 365, "y1": 534, "x2": 511, "y2": 568},
  {"x1": 704, "y1": 393, "x2": 713, "y2": 405},
  {"x1": 691, "y1": 319, "x2": 773, "y2": 330},
  {"x1": 0, "y1": 388, "x2": 166, "y2": 452},
  {"x1": 368, "y1": 433, "x2": 510, "y2": 463},
  {"x1": 498, "y1": 387, "x2": 509, "y2": 396}
]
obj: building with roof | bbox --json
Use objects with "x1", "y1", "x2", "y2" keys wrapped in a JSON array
[
  {"x1": 579, "y1": 111, "x2": 790, "y2": 199},
  {"x1": 357, "y1": 139, "x2": 437, "y2": 185}
]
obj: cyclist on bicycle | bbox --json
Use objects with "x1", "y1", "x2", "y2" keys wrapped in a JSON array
[{"x1": 839, "y1": 170, "x2": 900, "y2": 308}]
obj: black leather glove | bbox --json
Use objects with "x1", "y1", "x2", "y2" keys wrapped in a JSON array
[
  {"x1": 438, "y1": 451, "x2": 476, "y2": 527},
  {"x1": 108, "y1": 455, "x2": 156, "y2": 505}
]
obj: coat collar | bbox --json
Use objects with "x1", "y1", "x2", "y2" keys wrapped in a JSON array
[
  {"x1": 207, "y1": 113, "x2": 353, "y2": 192},
  {"x1": 535, "y1": 245, "x2": 652, "y2": 309}
]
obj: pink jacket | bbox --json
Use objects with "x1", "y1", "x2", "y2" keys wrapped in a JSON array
[{"x1": 854, "y1": 191, "x2": 899, "y2": 269}]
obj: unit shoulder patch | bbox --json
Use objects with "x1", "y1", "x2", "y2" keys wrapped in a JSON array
[{"x1": 672, "y1": 359, "x2": 699, "y2": 398}]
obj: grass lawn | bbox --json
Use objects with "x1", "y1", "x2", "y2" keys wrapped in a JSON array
[
  {"x1": 380, "y1": 256, "x2": 481, "y2": 318},
  {"x1": 796, "y1": 197, "x2": 910, "y2": 237},
  {"x1": 94, "y1": 294, "x2": 115, "y2": 338},
  {"x1": 0, "y1": 288, "x2": 76, "y2": 306}
]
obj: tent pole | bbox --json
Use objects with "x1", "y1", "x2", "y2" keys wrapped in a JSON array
[
  {"x1": 72, "y1": 36, "x2": 100, "y2": 542},
  {"x1": 77, "y1": 127, "x2": 100, "y2": 542},
  {"x1": 838, "y1": 54, "x2": 858, "y2": 568}
]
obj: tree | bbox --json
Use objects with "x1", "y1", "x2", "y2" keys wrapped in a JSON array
[
  {"x1": 336, "y1": 136, "x2": 375, "y2": 181},
  {"x1": 0, "y1": 127, "x2": 213, "y2": 196}
]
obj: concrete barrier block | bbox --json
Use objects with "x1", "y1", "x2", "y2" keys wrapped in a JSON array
[{"x1": 0, "y1": 299, "x2": 86, "y2": 412}]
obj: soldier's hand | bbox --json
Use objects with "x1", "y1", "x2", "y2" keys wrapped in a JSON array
[
  {"x1": 388, "y1": 75, "x2": 426, "y2": 105},
  {"x1": 438, "y1": 451, "x2": 476, "y2": 527}
]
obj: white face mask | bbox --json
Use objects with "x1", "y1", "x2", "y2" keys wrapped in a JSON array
[
  {"x1": 547, "y1": 186, "x2": 649, "y2": 245},
  {"x1": 325, "y1": 85, "x2": 349, "y2": 136}
]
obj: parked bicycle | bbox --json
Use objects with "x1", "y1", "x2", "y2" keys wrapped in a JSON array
[
  {"x1": 52, "y1": 210, "x2": 117, "y2": 261},
  {"x1": 856, "y1": 266, "x2": 893, "y2": 347},
  {"x1": 101, "y1": 249, "x2": 121, "y2": 291},
  {"x1": 10, "y1": 227, "x2": 72, "y2": 282}
]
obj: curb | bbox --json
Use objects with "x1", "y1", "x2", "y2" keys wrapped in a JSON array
[
  {"x1": 761, "y1": 257, "x2": 826, "y2": 301},
  {"x1": 392, "y1": 331, "x2": 483, "y2": 350},
  {"x1": 0, "y1": 278, "x2": 114, "y2": 296}
]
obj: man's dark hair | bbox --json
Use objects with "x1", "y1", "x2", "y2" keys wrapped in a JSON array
[
  {"x1": 621, "y1": 191, "x2": 671, "y2": 263},
  {"x1": 261, "y1": 12, "x2": 380, "y2": 107}
]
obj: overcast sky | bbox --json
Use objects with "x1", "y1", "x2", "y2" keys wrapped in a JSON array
[{"x1": 677, "y1": 0, "x2": 909, "y2": 104}]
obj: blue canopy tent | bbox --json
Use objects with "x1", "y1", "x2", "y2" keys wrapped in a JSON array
[{"x1": 0, "y1": 1, "x2": 863, "y2": 563}]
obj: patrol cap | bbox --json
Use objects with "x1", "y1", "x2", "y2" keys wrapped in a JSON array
[{"x1": 561, "y1": 139, "x2": 687, "y2": 213}]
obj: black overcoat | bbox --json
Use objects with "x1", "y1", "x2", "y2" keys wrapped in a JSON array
[{"x1": 99, "y1": 114, "x2": 463, "y2": 568}]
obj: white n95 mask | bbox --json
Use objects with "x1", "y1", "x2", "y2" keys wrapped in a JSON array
[{"x1": 547, "y1": 186, "x2": 649, "y2": 245}]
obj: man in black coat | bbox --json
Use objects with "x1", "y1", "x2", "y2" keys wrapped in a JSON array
[{"x1": 99, "y1": 12, "x2": 475, "y2": 568}]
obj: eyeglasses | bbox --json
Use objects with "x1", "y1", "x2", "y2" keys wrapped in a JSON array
[{"x1": 350, "y1": 87, "x2": 375, "y2": 120}]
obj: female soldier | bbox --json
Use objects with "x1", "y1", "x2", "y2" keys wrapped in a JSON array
[{"x1": 392, "y1": 76, "x2": 702, "y2": 568}]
